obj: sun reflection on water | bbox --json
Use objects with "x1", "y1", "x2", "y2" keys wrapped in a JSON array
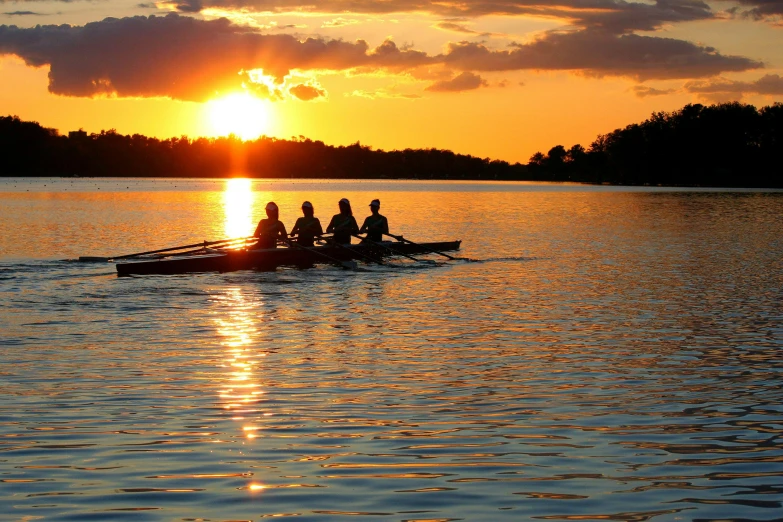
[
  {"x1": 215, "y1": 290, "x2": 264, "y2": 419},
  {"x1": 213, "y1": 287, "x2": 267, "y2": 491},
  {"x1": 223, "y1": 178, "x2": 255, "y2": 238}
]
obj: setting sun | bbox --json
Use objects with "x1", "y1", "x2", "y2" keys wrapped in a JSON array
[{"x1": 207, "y1": 92, "x2": 271, "y2": 141}]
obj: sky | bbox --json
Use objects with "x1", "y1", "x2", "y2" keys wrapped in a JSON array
[{"x1": 1, "y1": 0, "x2": 782, "y2": 163}]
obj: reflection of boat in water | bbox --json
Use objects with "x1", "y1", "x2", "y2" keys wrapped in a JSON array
[{"x1": 116, "y1": 240, "x2": 461, "y2": 276}]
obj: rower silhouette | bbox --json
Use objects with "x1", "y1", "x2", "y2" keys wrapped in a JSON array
[
  {"x1": 326, "y1": 198, "x2": 359, "y2": 244},
  {"x1": 290, "y1": 201, "x2": 323, "y2": 247},
  {"x1": 254, "y1": 202, "x2": 287, "y2": 249},
  {"x1": 359, "y1": 199, "x2": 389, "y2": 242}
]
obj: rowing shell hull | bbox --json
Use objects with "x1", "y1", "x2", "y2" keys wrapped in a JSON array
[{"x1": 115, "y1": 240, "x2": 461, "y2": 276}]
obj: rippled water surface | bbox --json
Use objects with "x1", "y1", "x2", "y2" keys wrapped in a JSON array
[{"x1": 2, "y1": 178, "x2": 783, "y2": 521}]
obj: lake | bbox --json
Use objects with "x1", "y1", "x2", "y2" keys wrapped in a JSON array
[{"x1": 2, "y1": 178, "x2": 783, "y2": 521}]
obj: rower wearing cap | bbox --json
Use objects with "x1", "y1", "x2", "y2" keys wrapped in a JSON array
[
  {"x1": 254, "y1": 201, "x2": 287, "y2": 249},
  {"x1": 359, "y1": 199, "x2": 389, "y2": 242},
  {"x1": 290, "y1": 201, "x2": 323, "y2": 247},
  {"x1": 326, "y1": 198, "x2": 359, "y2": 244}
]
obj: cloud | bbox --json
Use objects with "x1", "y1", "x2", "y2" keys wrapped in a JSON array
[
  {"x1": 0, "y1": 14, "x2": 431, "y2": 101},
  {"x1": 425, "y1": 71, "x2": 487, "y2": 92},
  {"x1": 433, "y1": 20, "x2": 502, "y2": 37},
  {"x1": 434, "y1": 22, "x2": 479, "y2": 34},
  {"x1": 347, "y1": 89, "x2": 420, "y2": 99},
  {"x1": 0, "y1": 0, "x2": 758, "y2": 34},
  {"x1": 734, "y1": 0, "x2": 783, "y2": 21},
  {"x1": 153, "y1": 0, "x2": 716, "y2": 34},
  {"x1": 289, "y1": 82, "x2": 325, "y2": 100},
  {"x1": 2, "y1": 11, "x2": 43, "y2": 16},
  {"x1": 0, "y1": 13, "x2": 764, "y2": 101},
  {"x1": 684, "y1": 74, "x2": 783, "y2": 101},
  {"x1": 322, "y1": 17, "x2": 360, "y2": 28},
  {"x1": 441, "y1": 30, "x2": 762, "y2": 81},
  {"x1": 631, "y1": 85, "x2": 676, "y2": 97}
]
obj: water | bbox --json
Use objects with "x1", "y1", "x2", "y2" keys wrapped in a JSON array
[{"x1": 2, "y1": 178, "x2": 783, "y2": 521}]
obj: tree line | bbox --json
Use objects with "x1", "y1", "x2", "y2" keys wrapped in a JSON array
[
  {"x1": 2, "y1": 101, "x2": 781, "y2": 186},
  {"x1": 528, "y1": 102, "x2": 783, "y2": 187},
  {"x1": 0, "y1": 116, "x2": 524, "y2": 180}
]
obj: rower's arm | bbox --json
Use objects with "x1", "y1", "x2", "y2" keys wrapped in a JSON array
[
  {"x1": 358, "y1": 217, "x2": 369, "y2": 234},
  {"x1": 382, "y1": 217, "x2": 389, "y2": 235}
]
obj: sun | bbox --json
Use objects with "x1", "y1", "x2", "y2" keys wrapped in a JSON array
[{"x1": 207, "y1": 92, "x2": 271, "y2": 141}]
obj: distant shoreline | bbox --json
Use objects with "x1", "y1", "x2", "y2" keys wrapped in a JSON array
[
  {"x1": 3, "y1": 100, "x2": 782, "y2": 188},
  {"x1": 4, "y1": 176, "x2": 783, "y2": 192}
]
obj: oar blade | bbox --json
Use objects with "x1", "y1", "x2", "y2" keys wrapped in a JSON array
[{"x1": 78, "y1": 256, "x2": 111, "y2": 263}]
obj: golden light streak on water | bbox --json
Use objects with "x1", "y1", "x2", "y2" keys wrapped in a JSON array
[
  {"x1": 213, "y1": 287, "x2": 265, "y2": 445},
  {"x1": 223, "y1": 178, "x2": 255, "y2": 238}
]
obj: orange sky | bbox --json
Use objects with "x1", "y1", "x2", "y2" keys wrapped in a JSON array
[{"x1": 1, "y1": 1, "x2": 782, "y2": 163}]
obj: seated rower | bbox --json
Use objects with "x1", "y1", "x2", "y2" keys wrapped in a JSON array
[
  {"x1": 359, "y1": 199, "x2": 389, "y2": 243},
  {"x1": 326, "y1": 198, "x2": 359, "y2": 244},
  {"x1": 290, "y1": 201, "x2": 323, "y2": 247},
  {"x1": 254, "y1": 202, "x2": 287, "y2": 249}
]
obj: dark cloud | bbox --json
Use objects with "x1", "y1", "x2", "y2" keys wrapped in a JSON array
[
  {"x1": 0, "y1": 14, "x2": 431, "y2": 101},
  {"x1": 2, "y1": 11, "x2": 43, "y2": 15},
  {"x1": 0, "y1": 13, "x2": 764, "y2": 101},
  {"x1": 442, "y1": 30, "x2": 762, "y2": 81},
  {"x1": 684, "y1": 74, "x2": 783, "y2": 101},
  {"x1": 631, "y1": 85, "x2": 676, "y2": 97},
  {"x1": 734, "y1": 0, "x2": 783, "y2": 20},
  {"x1": 289, "y1": 82, "x2": 325, "y2": 99},
  {"x1": 425, "y1": 71, "x2": 487, "y2": 92},
  {"x1": 156, "y1": 0, "x2": 715, "y2": 34}
]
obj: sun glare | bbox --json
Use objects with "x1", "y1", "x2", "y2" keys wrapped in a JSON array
[
  {"x1": 208, "y1": 92, "x2": 271, "y2": 141},
  {"x1": 224, "y1": 178, "x2": 255, "y2": 238}
]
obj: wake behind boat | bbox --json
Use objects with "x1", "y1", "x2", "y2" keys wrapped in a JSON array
[{"x1": 103, "y1": 236, "x2": 462, "y2": 276}]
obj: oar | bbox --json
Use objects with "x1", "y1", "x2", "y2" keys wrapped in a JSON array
[
  {"x1": 153, "y1": 237, "x2": 258, "y2": 258},
  {"x1": 384, "y1": 233, "x2": 459, "y2": 260},
  {"x1": 280, "y1": 238, "x2": 359, "y2": 271},
  {"x1": 79, "y1": 236, "x2": 256, "y2": 262},
  {"x1": 325, "y1": 238, "x2": 387, "y2": 266},
  {"x1": 352, "y1": 234, "x2": 427, "y2": 263}
]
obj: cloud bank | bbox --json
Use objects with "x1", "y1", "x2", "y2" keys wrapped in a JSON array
[
  {"x1": 734, "y1": 0, "x2": 783, "y2": 20},
  {"x1": 0, "y1": 13, "x2": 764, "y2": 101},
  {"x1": 0, "y1": 14, "x2": 430, "y2": 100},
  {"x1": 157, "y1": 0, "x2": 716, "y2": 34},
  {"x1": 442, "y1": 32, "x2": 761, "y2": 81}
]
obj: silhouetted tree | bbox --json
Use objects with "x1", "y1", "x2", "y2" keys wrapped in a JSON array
[
  {"x1": 0, "y1": 115, "x2": 530, "y2": 181},
  {"x1": 527, "y1": 102, "x2": 783, "y2": 187},
  {"x1": 3, "y1": 102, "x2": 782, "y2": 187}
]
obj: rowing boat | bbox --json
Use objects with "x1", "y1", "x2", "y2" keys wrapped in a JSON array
[{"x1": 115, "y1": 240, "x2": 461, "y2": 276}]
